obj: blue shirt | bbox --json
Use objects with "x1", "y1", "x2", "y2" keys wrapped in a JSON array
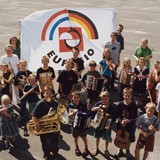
[{"x1": 99, "y1": 59, "x2": 112, "y2": 77}]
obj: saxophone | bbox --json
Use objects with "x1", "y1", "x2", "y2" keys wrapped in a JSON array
[{"x1": 27, "y1": 104, "x2": 67, "y2": 135}]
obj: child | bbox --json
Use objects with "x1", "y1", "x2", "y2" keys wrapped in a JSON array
[
  {"x1": 0, "y1": 95, "x2": 19, "y2": 149},
  {"x1": 148, "y1": 61, "x2": 160, "y2": 104},
  {"x1": 0, "y1": 63, "x2": 13, "y2": 100},
  {"x1": 99, "y1": 48, "x2": 115, "y2": 92},
  {"x1": 156, "y1": 82, "x2": 160, "y2": 121},
  {"x1": 115, "y1": 87, "x2": 138, "y2": 159},
  {"x1": 57, "y1": 59, "x2": 78, "y2": 98},
  {"x1": 82, "y1": 61, "x2": 101, "y2": 105},
  {"x1": 67, "y1": 92, "x2": 91, "y2": 156},
  {"x1": 118, "y1": 57, "x2": 133, "y2": 101},
  {"x1": 36, "y1": 55, "x2": 55, "y2": 98},
  {"x1": 91, "y1": 91, "x2": 116, "y2": 158},
  {"x1": 135, "y1": 102, "x2": 159, "y2": 160},
  {"x1": 19, "y1": 74, "x2": 40, "y2": 136},
  {"x1": 31, "y1": 85, "x2": 59, "y2": 159},
  {"x1": 133, "y1": 57, "x2": 149, "y2": 111},
  {"x1": 15, "y1": 59, "x2": 32, "y2": 98}
]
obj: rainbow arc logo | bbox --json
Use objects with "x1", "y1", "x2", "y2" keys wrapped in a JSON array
[{"x1": 41, "y1": 9, "x2": 98, "y2": 52}]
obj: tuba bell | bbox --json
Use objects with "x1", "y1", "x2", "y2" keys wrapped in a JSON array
[{"x1": 27, "y1": 110, "x2": 60, "y2": 135}]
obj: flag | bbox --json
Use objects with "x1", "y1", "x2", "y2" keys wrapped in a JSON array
[{"x1": 20, "y1": 8, "x2": 117, "y2": 71}]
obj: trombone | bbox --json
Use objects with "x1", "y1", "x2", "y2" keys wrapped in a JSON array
[{"x1": 20, "y1": 83, "x2": 39, "y2": 100}]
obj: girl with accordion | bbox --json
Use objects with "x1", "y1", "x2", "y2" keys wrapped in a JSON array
[
  {"x1": 118, "y1": 57, "x2": 133, "y2": 101},
  {"x1": 82, "y1": 61, "x2": 101, "y2": 105}
]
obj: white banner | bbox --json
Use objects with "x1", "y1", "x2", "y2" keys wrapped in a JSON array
[{"x1": 20, "y1": 8, "x2": 117, "y2": 71}]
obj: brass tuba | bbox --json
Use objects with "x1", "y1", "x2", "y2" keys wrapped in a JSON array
[{"x1": 27, "y1": 104, "x2": 67, "y2": 135}]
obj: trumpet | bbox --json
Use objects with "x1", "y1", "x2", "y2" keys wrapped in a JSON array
[
  {"x1": 18, "y1": 75, "x2": 28, "y2": 86},
  {"x1": 0, "y1": 76, "x2": 6, "y2": 88}
]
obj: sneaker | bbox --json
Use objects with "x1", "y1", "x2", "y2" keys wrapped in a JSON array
[
  {"x1": 43, "y1": 153, "x2": 52, "y2": 160},
  {"x1": 83, "y1": 148, "x2": 89, "y2": 156},
  {"x1": 75, "y1": 148, "x2": 81, "y2": 156},
  {"x1": 126, "y1": 150, "x2": 134, "y2": 159},
  {"x1": 115, "y1": 149, "x2": 126, "y2": 158},
  {"x1": 5, "y1": 141, "x2": 11, "y2": 150},
  {"x1": 24, "y1": 131, "x2": 29, "y2": 137},
  {"x1": 10, "y1": 141, "x2": 19, "y2": 148},
  {"x1": 53, "y1": 153, "x2": 59, "y2": 160},
  {"x1": 92, "y1": 149, "x2": 99, "y2": 156},
  {"x1": 104, "y1": 150, "x2": 110, "y2": 159}
]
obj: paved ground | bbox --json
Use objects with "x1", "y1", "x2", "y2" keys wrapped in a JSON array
[{"x1": 0, "y1": 0, "x2": 160, "y2": 160}]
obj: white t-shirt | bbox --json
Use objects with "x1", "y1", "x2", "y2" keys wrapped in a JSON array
[{"x1": 0, "y1": 54, "x2": 19, "y2": 74}]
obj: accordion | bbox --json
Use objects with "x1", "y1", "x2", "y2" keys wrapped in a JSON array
[
  {"x1": 86, "y1": 75, "x2": 104, "y2": 91},
  {"x1": 93, "y1": 108, "x2": 112, "y2": 130}
]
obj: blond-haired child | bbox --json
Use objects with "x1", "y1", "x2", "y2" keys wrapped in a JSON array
[{"x1": 135, "y1": 102, "x2": 159, "y2": 160}]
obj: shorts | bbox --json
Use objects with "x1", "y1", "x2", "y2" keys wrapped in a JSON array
[
  {"x1": 135, "y1": 134, "x2": 155, "y2": 152},
  {"x1": 94, "y1": 127, "x2": 112, "y2": 142},
  {"x1": 72, "y1": 127, "x2": 87, "y2": 138}
]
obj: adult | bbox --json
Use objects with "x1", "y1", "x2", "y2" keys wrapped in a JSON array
[
  {"x1": 0, "y1": 45, "x2": 20, "y2": 104},
  {"x1": 134, "y1": 38, "x2": 152, "y2": 69},
  {"x1": 9, "y1": 36, "x2": 21, "y2": 59},
  {"x1": 116, "y1": 24, "x2": 124, "y2": 53},
  {"x1": 104, "y1": 32, "x2": 120, "y2": 91},
  {"x1": 0, "y1": 44, "x2": 19, "y2": 75}
]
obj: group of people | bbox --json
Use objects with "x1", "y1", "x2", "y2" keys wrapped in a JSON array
[{"x1": 0, "y1": 24, "x2": 160, "y2": 160}]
